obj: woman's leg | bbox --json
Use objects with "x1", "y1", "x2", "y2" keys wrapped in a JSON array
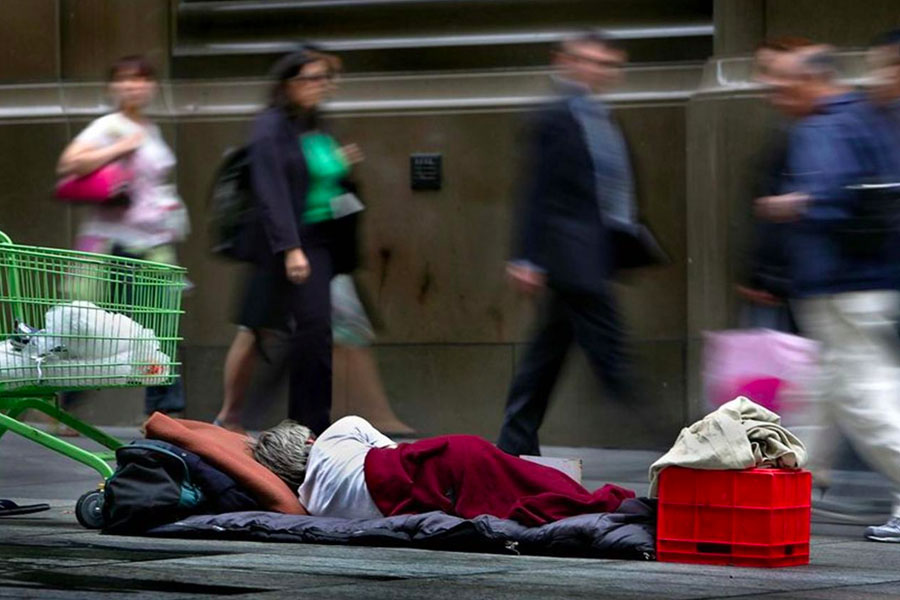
[
  {"x1": 286, "y1": 245, "x2": 335, "y2": 435},
  {"x1": 330, "y1": 274, "x2": 413, "y2": 434},
  {"x1": 216, "y1": 259, "x2": 290, "y2": 430},
  {"x1": 341, "y1": 345, "x2": 414, "y2": 435},
  {"x1": 214, "y1": 327, "x2": 258, "y2": 431}
]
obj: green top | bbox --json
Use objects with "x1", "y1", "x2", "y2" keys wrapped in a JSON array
[{"x1": 300, "y1": 133, "x2": 349, "y2": 224}]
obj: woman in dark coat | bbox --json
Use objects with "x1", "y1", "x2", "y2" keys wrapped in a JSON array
[{"x1": 222, "y1": 49, "x2": 363, "y2": 435}]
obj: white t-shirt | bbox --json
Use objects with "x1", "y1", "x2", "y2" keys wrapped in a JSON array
[
  {"x1": 74, "y1": 112, "x2": 188, "y2": 249},
  {"x1": 298, "y1": 416, "x2": 395, "y2": 519}
]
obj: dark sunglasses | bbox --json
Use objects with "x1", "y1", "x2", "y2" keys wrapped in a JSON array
[
  {"x1": 566, "y1": 53, "x2": 624, "y2": 69},
  {"x1": 291, "y1": 72, "x2": 336, "y2": 83}
]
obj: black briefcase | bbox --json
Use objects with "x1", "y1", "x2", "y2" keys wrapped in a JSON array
[
  {"x1": 837, "y1": 181, "x2": 900, "y2": 256},
  {"x1": 610, "y1": 222, "x2": 669, "y2": 270}
]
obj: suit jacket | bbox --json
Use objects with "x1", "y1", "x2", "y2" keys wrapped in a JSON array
[{"x1": 513, "y1": 100, "x2": 613, "y2": 295}]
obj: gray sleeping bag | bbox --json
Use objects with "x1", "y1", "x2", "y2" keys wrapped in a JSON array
[{"x1": 146, "y1": 498, "x2": 656, "y2": 560}]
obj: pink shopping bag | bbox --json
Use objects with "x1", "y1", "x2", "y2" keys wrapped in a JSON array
[{"x1": 703, "y1": 329, "x2": 820, "y2": 417}]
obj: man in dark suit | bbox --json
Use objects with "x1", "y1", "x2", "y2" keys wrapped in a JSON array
[{"x1": 498, "y1": 31, "x2": 636, "y2": 456}]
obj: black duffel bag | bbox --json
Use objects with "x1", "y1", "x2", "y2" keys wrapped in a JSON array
[
  {"x1": 75, "y1": 440, "x2": 259, "y2": 534},
  {"x1": 101, "y1": 440, "x2": 206, "y2": 534}
]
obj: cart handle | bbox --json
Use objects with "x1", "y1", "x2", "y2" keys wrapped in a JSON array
[{"x1": 0, "y1": 230, "x2": 24, "y2": 324}]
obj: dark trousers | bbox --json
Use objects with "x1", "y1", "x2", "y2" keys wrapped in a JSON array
[
  {"x1": 144, "y1": 378, "x2": 185, "y2": 414},
  {"x1": 497, "y1": 287, "x2": 629, "y2": 456},
  {"x1": 240, "y1": 216, "x2": 356, "y2": 435},
  {"x1": 284, "y1": 241, "x2": 335, "y2": 436}
]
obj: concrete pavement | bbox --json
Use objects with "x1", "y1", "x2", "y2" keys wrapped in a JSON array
[{"x1": 2, "y1": 426, "x2": 900, "y2": 599}]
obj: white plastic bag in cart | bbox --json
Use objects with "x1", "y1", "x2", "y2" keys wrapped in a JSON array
[
  {"x1": 2, "y1": 301, "x2": 173, "y2": 390},
  {"x1": 41, "y1": 301, "x2": 153, "y2": 359},
  {"x1": 703, "y1": 329, "x2": 820, "y2": 427},
  {"x1": 0, "y1": 341, "x2": 35, "y2": 389},
  {"x1": 40, "y1": 351, "x2": 133, "y2": 387},
  {"x1": 0, "y1": 345, "x2": 170, "y2": 390},
  {"x1": 39, "y1": 351, "x2": 170, "y2": 387}
]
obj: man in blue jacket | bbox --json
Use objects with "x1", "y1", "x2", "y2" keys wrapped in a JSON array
[{"x1": 758, "y1": 45, "x2": 900, "y2": 542}]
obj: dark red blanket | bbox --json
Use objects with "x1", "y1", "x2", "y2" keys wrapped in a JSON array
[{"x1": 364, "y1": 435, "x2": 634, "y2": 527}]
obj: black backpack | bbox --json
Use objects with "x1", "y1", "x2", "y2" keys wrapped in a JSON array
[
  {"x1": 102, "y1": 440, "x2": 206, "y2": 534},
  {"x1": 98, "y1": 440, "x2": 261, "y2": 534},
  {"x1": 208, "y1": 145, "x2": 256, "y2": 261}
]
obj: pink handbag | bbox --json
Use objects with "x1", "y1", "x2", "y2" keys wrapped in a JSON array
[
  {"x1": 55, "y1": 162, "x2": 133, "y2": 205},
  {"x1": 703, "y1": 329, "x2": 820, "y2": 418}
]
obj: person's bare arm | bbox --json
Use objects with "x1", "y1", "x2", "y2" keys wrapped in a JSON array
[{"x1": 56, "y1": 131, "x2": 143, "y2": 176}]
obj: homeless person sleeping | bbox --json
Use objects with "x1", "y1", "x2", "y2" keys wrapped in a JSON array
[
  {"x1": 116, "y1": 413, "x2": 654, "y2": 559},
  {"x1": 252, "y1": 415, "x2": 633, "y2": 526},
  {"x1": 92, "y1": 399, "x2": 805, "y2": 558}
]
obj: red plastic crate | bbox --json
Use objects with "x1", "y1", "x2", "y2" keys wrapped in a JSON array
[{"x1": 657, "y1": 467, "x2": 811, "y2": 567}]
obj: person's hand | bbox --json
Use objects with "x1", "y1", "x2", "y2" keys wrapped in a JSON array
[
  {"x1": 736, "y1": 285, "x2": 782, "y2": 307},
  {"x1": 339, "y1": 143, "x2": 364, "y2": 165},
  {"x1": 507, "y1": 262, "x2": 546, "y2": 296},
  {"x1": 755, "y1": 192, "x2": 808, "y2": 222},
  {"x1": 285, "y1": 248, "x2": 311, "y2": 284}
]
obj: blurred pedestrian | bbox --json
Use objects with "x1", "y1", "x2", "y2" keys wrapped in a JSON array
[
  {"x1": 330, "y1": 274, "x2": 414, "y2": 435},
  {"x1": 217, "y1": 49, "x2": 362, "y2": 436},
  {"x1": 756, "y1": 45, "x2": 900, "y2": 542},
  {"x1": 56, "y1": 55, "x2": 189, "y2": 421},
  {"x1": 867, "y1": 30, "x2": 900, "y2": 125},
  {"x1": 736, "y1": 37, "x2": 812, "y2": 331},
  {"x1": 497, "y1": 31, "x2": 640, "y2": 456},
  {"x1": 214, "y1": 275, "x2": 414, "y2": 436}
]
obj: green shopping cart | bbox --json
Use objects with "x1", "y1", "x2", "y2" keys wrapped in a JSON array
[{"x1": 0, "y1": 230, "x2": 185, "y2": 525}]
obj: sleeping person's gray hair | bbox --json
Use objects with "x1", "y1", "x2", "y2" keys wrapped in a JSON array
[{"x1": 250, "y1": 420, "x2": 314, "y2": 489}]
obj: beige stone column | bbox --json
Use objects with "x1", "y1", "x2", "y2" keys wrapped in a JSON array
[{"x1": 60, "y1": 0, "x2": 172, "y2": 81}]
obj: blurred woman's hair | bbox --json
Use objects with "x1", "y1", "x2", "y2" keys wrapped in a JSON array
[
  {"x1": 756, "y1": 36, "x2": 815, "y2": 53},
  {"x1": 108, "y1": 55, "x2": 156, "y2": 82},
  {"x1": 558, "y1": 29, "x2": 624, "y2": 55},
  {"x1": 267, "y1": 46, "x2": 342, "y2": 110}
]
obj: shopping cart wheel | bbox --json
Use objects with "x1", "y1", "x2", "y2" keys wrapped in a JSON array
[{"x1": 75, "y1": 490, "x2": 105, "y2": 529}]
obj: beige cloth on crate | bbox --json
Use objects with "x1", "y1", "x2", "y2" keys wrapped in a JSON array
[{"x1": 648, "y1": 397, "x2": 807, "y2": 497}]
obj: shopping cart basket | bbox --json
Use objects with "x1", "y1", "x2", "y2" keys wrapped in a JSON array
[{"x1": 0, "y1": 230, "x2": 185, "y2": 524}]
